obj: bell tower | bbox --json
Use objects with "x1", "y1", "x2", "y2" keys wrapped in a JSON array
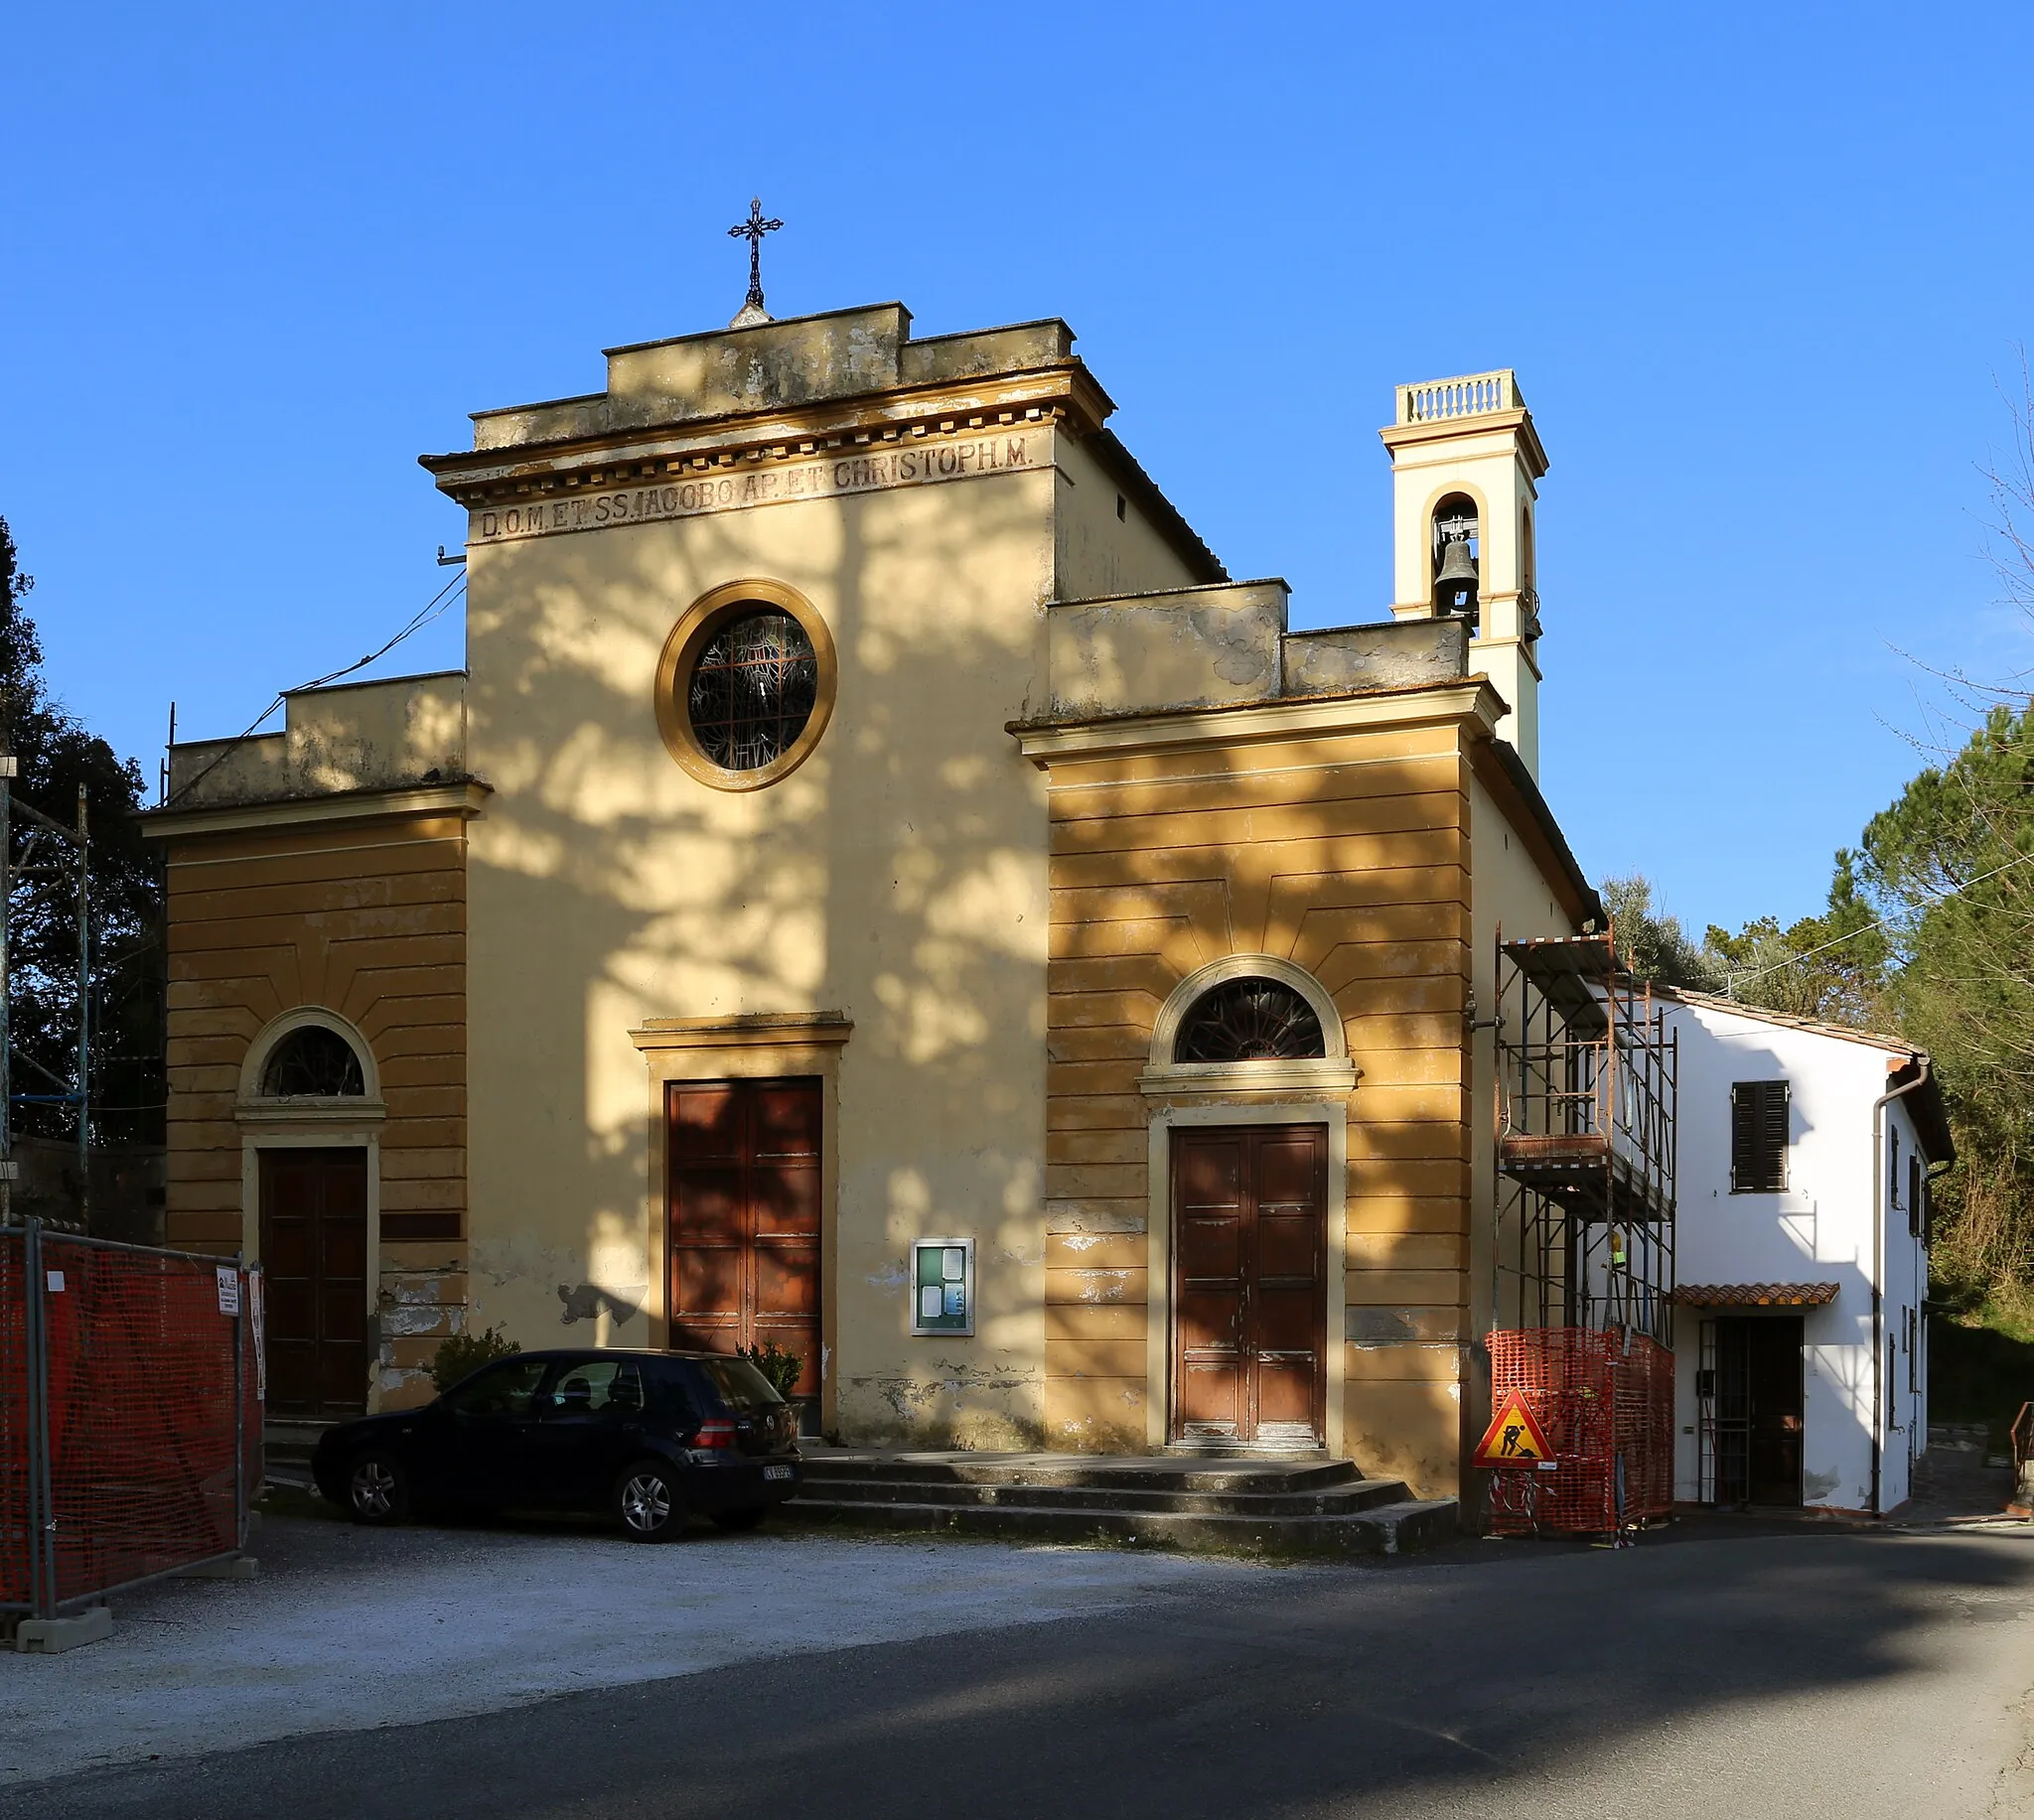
[{"x1": 1379, "y1": 370, "x2": 1549, "y2": 776}]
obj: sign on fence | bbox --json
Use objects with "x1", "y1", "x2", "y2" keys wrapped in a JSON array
[{"x1": 1472, "y1": 1390, "x2": 1555, "y2": 1469}]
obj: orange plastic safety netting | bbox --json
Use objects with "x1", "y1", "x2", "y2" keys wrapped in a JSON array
[
  {"x1": 1485, "y1": 1327, "x2": 1673, "y2": 1537},
  {"x1": 2, "y1": 1226, "x2": 262, "y2": 1613}
]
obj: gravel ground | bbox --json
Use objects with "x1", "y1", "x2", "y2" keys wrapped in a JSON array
[
  {"x1": 0, "y1": 1507, "x2": 1274, "y2": 1787},
  {"x1": 8, "y1": 1520, "x2": 2034, "y2": 1819}
]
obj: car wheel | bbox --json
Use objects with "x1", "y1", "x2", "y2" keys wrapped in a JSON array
[
  {"x1": 711, "y1": 1505, "x2": 767, "y2": 1533},
  {"x1": 615, "y1": 1462, "x2": 684, "y2": 1542},
  {"x1": 346, "y1": 1451, "x2": 411, "y2": 1526}
]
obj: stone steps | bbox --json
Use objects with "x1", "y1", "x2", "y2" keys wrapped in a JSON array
[
  {"x1": 783, "y1": 1451, "x2": 1458, "y2": 1558},
  {"x1": 262, "y1": 1421, "x2": 331, "y2": 1488},
  {"x1": 803, "y1": 1453, "x2": 1359, "y2": 1496},
  {"x1": 797, "y1": 1471, "x2": 1411, "y2": 1519}
]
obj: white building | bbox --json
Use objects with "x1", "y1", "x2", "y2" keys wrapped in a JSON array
[{"x1": 1656, "y1": 989, "x2": 1952, "y2": 1515}]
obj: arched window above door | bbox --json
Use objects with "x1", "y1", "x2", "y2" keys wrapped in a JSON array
[
  {"x1": 238, "y1": 1010, "x2": 383, "y2": 1117},
  {"x1": 1142, "y1": 956, "x2": 1358, "y2": 1097},
  {"x1": 1173, "y1": 978, "x2": 1326, "y2": 1063},
  {"x1": 261, "y1": 1024, "x2": 366, "y2": 1097}
]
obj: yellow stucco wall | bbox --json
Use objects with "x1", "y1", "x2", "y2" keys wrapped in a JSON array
[
  {"x1": 157, "y1": 803, "x2": 473, "y2": 1406},
  {"x1": 1461, "y1": 762, "x2": 1584, "y2": 1479},
  {"x1": 458, "y1": 415, "x2": 1203, "y2": 1446},
  {"x1": 1051, "y1": 433, "x2": 1203, "y2": 605},
  {"x1": 1025, "y1": 689, "x2": 1486, "y2": 1490}
]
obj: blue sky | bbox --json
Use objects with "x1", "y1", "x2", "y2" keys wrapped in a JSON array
[{"x1": 3, "y1": 5, "x2": 2027, "y2": 934}]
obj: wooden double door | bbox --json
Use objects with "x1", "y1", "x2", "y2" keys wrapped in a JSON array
[
  {"x1": 666, "y1": 1079, "x2": 822, "y2": 1415},
  {"x1": 1171, "y1": 1124, "x2": 1328, "y2": 1447},
  {"x1": 259, "y1": 1147, "x2": 369, "y2": 1420}
]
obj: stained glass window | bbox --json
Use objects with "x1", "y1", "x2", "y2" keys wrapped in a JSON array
[
  {"x1": 686, "y1": 609, "x2": 818, "y2": 771},
  {"x1": 262, "y1": 1026, "x2": 365, "y2": 1097},
  {"x1": 1173, "y1": 978, "x2": 1326, "y2": 1063}
]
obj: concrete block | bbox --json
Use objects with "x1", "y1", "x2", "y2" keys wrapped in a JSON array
[
  {"x1": 179, "y1": 1554, "x2": 259, "y2": 1580},
  {"x1": 14, "y1": 1607, "x2": 112, "y2": 1654}
]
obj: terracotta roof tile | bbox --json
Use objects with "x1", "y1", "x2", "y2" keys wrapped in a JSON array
[{"x1": 1673, "y1": 1283, "x2": 1840, "y2": 1308}]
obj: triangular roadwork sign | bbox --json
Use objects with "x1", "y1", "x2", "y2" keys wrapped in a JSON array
[{"x1": 1473, "y1": 1391, "x2": 1554, "y2": 1468}]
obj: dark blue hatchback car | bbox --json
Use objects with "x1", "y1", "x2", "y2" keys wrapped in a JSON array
[{"x1": 311, "y1": 1348, "x2": 801, "y2": 1541}]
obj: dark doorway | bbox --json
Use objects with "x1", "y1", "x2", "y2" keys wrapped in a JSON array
[
  {"x1": 258, "y1": 1147, "x2": 369, "y2": 1420},
  {"x1": 1708, "y1": 1316, "x2": 1805, "y2": 1505},
  {"x1": 1171, "y1": 1124, "x2": 1328, "y2": 1448},
  {"x1": 666, "y1": 1079, "x2": 821, "y2": 1429}
]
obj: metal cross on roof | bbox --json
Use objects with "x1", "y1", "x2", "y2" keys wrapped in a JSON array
[{"x1": 726, "y1": 198, "x2": 784, "y2": 328}]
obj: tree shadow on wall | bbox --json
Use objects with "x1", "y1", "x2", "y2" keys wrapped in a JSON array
[{"x1": 461, "y1": 469, "x2": 1057, "y2": 1375}]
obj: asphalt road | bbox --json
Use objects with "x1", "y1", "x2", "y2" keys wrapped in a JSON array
[{"x1": 8, "y1": 1520, "x2": 2033, "y2": 1819}]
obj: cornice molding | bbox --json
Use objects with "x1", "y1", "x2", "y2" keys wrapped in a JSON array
[
  {"x1": 235, "y1": 1098, "x2": 388, "y2": 1127},
  {"x1": 423, "y1": 367, "x2": 1107, "y2": 504},
  {"x1": 630, "y1": 1014, "x2": 854, "y2": 1051},
  {"x1": 1378, "y1": 406, "x2": 1550, "y2": 477},
  {"x1": 142, "y1": 779, "x2": 491, "y2": 841},
  {"x1": 1010, "y1": 680, "x2": 1503, "y2": 765},
  {"x1": 1139, "y1": 1058, "x2": 1361, "y2": 1099}
]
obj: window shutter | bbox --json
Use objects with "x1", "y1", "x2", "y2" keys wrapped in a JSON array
[
  {"x1": 1760, "y1": 1082, "x2": 1789, "y2": 1190},
  {"x1": 1908, "y1": 1156, "x2": 1923, "y2": 1238},
  {"x1": 1730, "y1": 1079, "x2": 1788, "y2": 1192}
]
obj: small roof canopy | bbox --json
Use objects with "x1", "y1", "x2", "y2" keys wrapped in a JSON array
[{"x1": 1672, "y1": 1283, "x2": 1840, "y2": 1309}]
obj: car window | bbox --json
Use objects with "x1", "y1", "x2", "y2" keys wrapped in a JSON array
[
  {"x1": 538, "y1": 1360, "x2": 647, "y2": 1418},
  {"x1": 645, "y1": 1363, "x2": 700, "y2": 1421},
  {"x1": 441, "y1": 1357, "x2": 550, "y2": 1418},
  {"x1": 697, "y1": 1356, "x2": 785, "y2": 1412}
]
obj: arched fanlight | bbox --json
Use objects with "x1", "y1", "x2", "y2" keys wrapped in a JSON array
[
  {"x1": 261, "y1": 1026, "x2": 365, "y2": 1097},
  {"x1": 1173, "y1": 978, "x2": 1327, "y2": 1063}
]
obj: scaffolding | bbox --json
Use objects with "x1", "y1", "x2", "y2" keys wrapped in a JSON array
[
  {"x1": 1492, "y1": 930, "x2": 1677, "y2": 1342},
  {"x1": 1486, "y1": 929, "x2": 1678, "y2": 1538}
]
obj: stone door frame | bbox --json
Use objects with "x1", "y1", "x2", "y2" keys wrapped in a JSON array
[{"x1": 1144, "y1": 1098, "x2": 1349, "y2": 1457}]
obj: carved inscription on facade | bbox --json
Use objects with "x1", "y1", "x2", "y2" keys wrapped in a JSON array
[{"x1": 470, "y1": 431, "x2": 1038, "y2": 544}]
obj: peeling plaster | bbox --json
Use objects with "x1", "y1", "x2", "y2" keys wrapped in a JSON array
[{"x1": 844, "y1": 1357, "x2": 1047, "y2": 1450}]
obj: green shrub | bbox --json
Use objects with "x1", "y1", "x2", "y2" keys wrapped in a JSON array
[
  {"x1": 429, "y1": 1323, "x2": 520, "y2": 1394},
  {"x1": 738, "y1": 1340, "x2": 802, "y2": 1400}
]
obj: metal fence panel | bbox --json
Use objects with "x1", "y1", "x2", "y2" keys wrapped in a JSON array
[
  {"x1": 2, "y1": 1222, "x2": 262, "y2": 1615},
  {"x1": 0, "y1": 1228, "x2": 26, "y2": 1608}
]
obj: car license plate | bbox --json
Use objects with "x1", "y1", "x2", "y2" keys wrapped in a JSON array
[{"x1": 763, "y1": 1465, "x2": 793, "y2": 1481}]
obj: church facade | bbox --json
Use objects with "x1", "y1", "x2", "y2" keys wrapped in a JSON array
[{"x1": 145, "y1": 303, "x2": 1593, "y2": 1500}]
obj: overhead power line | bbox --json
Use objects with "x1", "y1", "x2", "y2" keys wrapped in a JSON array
[
  {"x1": 1718, "y1": 847, "x2": 2034, "y2": 994},
  {"x1": 162, "y1": 572, "x2": 467, "y2": 809}
]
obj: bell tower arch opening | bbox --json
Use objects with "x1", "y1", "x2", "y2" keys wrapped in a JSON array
[
  {"x1": 1380, "y1": 370, "x2": 1549, "y2": 776},
  {"x1": 1431, "y1": 491, "x2": 1482, "y2": 630}
]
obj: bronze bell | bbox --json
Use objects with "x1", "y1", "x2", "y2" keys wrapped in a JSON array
[{"x1": 1434, "y1": 536, "x2": 1480, "y2": 620}]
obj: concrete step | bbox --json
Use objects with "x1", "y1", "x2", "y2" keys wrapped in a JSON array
[
  {"x1": 796, "y1": 1471, "x2": 1416, "y2": 1518},
  {"x1": 798, "y1": 1452, "x2": 1362, "y2": 1496},
  {"x1": 262, "y1": 1420, "x2": 334, "y2": 1487},
  {"x1": 778, "y1": 1492, "x2": 1459, "y2": 1558}
]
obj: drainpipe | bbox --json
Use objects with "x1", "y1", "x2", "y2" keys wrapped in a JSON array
[{"x1": 1870, "y1": 1055, "x2": 1932, "y2": 1516}]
